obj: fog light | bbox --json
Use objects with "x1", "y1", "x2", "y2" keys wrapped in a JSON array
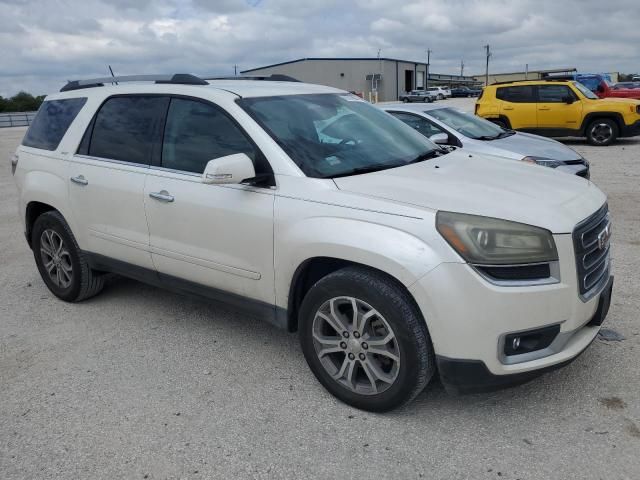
[{"x1": 504, "y1": 324, "x2": 560, "y2": 356}]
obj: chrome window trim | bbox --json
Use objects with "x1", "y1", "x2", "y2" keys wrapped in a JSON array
[{"x1": 72, "y1": 154, "x2": 150, "y2": 169}]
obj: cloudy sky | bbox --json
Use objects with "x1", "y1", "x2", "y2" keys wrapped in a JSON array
[{"x1": 1, "y1": 0, "x2": 639, "y2": 97}]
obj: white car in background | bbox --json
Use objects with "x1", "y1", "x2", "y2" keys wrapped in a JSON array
[
  {"x1": 426, "y1": 86, "x2": 451, "y2": 100},
  {"x1": 382, "y1": 103, "x2": 590, "y2": 178}
]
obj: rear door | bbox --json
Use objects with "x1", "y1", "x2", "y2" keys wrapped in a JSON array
[
  {"x1": 536, "y1": 84, "x2": 582, "y2": 130},
  {"x1": 496, "y1": 85, "x2": 537, "y2": 129},
  {"x1": 69, "y1": 95, "x2": 169, "y2": 268},
  {"x1": 144, "y1": 96, "x2": 275, "y2": 304}
]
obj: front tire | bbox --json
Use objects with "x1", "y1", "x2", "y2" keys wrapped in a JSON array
[
  {"x1": 32, "y1": 211, "x2": 105, "y2": 302},
  {"x1": 402, "y1": 98, "x2": 409, "y2": 103},
  {"x1": 437, "y1": 94, "x2": 444, "y2": 100},
  {"x1": 586, "y1": 118, "x2": 618, "y2": 146},
  {"x1": 299, "y1": 266, "x2": 435, "y2": 412}
]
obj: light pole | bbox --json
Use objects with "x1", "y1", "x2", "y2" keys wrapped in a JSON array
[
  {"x1": 484, "y1": 44, "x2": 491, "y2": 86},
  {"x1": 426, "y1": 49, "x2": 432, "y2": 89}
]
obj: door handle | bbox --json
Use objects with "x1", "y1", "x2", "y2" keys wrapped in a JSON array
[
  {"x1": 149, "y1": 190, "x2": 175, "y2": 203},
  {"x1": 538, "y1": 107, "x2": 551, "y2": 111},
  {"x1": 70, "y1": 175, "x2": 88, "y2": 186}
]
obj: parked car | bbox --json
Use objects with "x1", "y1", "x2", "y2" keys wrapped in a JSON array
[
  {"x1": 551, "y1": 74, "x2": 640, "y2": 100},
  {"x1": 450, "y1": 86, "x2": 482, "y2": 97},
  {"x1": 476, "y1": 79, "x2": 640, "y2": 145},
  {"x1": 13, "y1": 74, "x2": 613, "y2": 411},
  {"x1": 398, "y1": 89, "x2": 436, "y2": 103},
  {"x1": 382, "y1": 103, "x2": 590, "y2": 178},
  {"x1": 612, "y1": 82, "x2": 640, "y2": 90},
  {"x1": 426, "y1": 86, "x2": 451, "y2": 100}
]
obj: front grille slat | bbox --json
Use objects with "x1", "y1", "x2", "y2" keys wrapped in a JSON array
[{"x1": 573, "y1": 204, "x2": 611, "y2": 299}]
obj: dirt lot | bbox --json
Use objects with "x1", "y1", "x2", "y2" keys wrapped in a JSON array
[{"x1": 1, "y1": 102, "x2": 639, "y2": 479}]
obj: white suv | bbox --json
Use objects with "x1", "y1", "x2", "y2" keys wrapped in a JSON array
[
  {"x1": 427, "y1": 86, "x2": 451, "y2": 100},
  {"x1": 12, "y1": 74, "x2": 613, "y2": 411}
]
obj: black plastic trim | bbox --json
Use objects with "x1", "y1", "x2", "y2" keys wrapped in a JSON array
[{"x1": 85, "y1": 252, "x2": 287, "y2": 330}]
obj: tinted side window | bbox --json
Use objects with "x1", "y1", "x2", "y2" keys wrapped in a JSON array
[
  {"x1": 496, "y1": 86, "x2": 535, "y2": 103},
  {"x1": 390, "y1": 112, "x2": 446, "y2": 138},
  {"x1": 22, "y1": 98, "x2": 87, "y2": 151},
  {"x1": 161, "y1": 98, "x2": 255, "y2": 174},
  {"x1": 89, "y1": 96, "x2": 168, "y2": 165},
  {"x1": 538, "y1": 85, "x2": 574, "y2": 102}
]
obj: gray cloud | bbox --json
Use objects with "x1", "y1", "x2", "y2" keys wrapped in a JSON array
[{"x1": 1, "y1": 0, "x2": 639, "y2": 96}]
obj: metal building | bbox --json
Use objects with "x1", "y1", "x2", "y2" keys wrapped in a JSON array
[{"x1": 241, "y1": 57, "x2": 478, "y2": 102}]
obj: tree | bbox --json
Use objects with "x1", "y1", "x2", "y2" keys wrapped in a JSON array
[{"x1": 0, "y1": 92, "x2": 45, "y2": 112}]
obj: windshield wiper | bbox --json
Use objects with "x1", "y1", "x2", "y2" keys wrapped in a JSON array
[
  {"x1": 407, "y1": 149, "x2": 445, "y2": 164},
  {"x1": 325, "y1": 163, "x2": 401, "y2": 178},
  {"x1": 477, "y1": 129, "x2": 516, "y2": 140}
]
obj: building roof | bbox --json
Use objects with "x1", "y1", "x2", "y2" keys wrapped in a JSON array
[{"x1": 471, "y1": 67, "x2": 577, "y2": 77}]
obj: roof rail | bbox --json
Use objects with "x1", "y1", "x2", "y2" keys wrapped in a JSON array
[
  {"x1": 60, "y1": 74, "x2": 208, "y2": 92},
  {"x1": 204, "y1": 74, "x2": 301, "y2": 83},
  {"x1": 489, "y1": 78, "x2": 573, "y2": 86}
]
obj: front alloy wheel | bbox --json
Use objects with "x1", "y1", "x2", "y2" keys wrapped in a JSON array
[
  {"x1": 299, "y1": 266, "x2": 435, "y2": 411},
  {"x1": 587, "y1": 119, "x2": 618, "y2": 146},
  {"x1": 312, "y1": 296, "x2": 400, "y2": 395}
]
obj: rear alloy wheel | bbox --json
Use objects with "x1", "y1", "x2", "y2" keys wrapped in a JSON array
[
  {"x1": 32, "y1": 211, "x2": 105, "y2": 302},
  {"x1": 299, "y1": 266, "x2": 435, "y2": 412},
  {"x1": 586, "y1": 119, "x2": 618, "y2": 146},
  {"x1": 438, "y1": 94, "x2": 444, "y2": 100},
  {"x1": 423, "y1": 97, "x2": 430, "y2": 103},
  {"x1": 402, "y1": 98, "x2": 409, "y2": 103}
]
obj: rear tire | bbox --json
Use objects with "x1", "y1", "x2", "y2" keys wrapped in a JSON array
[
  {"x1": 437, "y1": 94, "x2": 444, "y2": 100},
  {"x1": 586, "y1": 118, "x2": 618, "y2": 146},
  {"x1": 32, "y1": 211, "x2": 105, "y2": 302},
  {"x1": 402, "y1": 98, "x2": 409, "y2": 103},
  {"x1": 299, "y1": 266, "x2": 435, "y2": 412},
  {"x1": 491, "y1": 119, "x2": 508, "y2": 129}
]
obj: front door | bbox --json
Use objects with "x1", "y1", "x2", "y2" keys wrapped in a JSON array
[
  {"x1": 144, "y1": 97, "x2": 275, "y2": 304},
  {"x1": 536, "y1": 84, "x2": 583, "y2": 131},
  {"x1": 68, "y1": 95, "x2": 169, "y2": 269}
]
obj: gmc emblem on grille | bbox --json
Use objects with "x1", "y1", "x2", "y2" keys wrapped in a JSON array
[{"x1": 597, "y1": 222, "x2": 612, "y2": 250}]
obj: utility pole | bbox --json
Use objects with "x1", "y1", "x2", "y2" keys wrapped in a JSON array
[
  {"x1": 460, "y1": 59, "x2": 464, "y2": 78},
  {"x1": 234, "y1": 64, "x2": 238, "y2": 76},
  {"x1": 484, "y1": 44, "x2": 491, "y2": 86},
  {"x1": 426, "y1": 49, "x2": 432, "y2": 89}
]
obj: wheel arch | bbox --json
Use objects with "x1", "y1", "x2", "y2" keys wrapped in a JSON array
[
  {"x1": 25, "y1": 201, "x2": 58, "y2": 248},
  {"x1": 285, "y1": 257, "x2": 428, "y2": 333},
  {"x1": 580, "y1": 112, "x2": 624, "y2": 134}
]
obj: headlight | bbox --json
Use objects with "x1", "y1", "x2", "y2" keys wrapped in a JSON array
[
  {"x1": 436, "y1": 211, "x2": 558, "y2": 265},
  {"x1": 521, "y1": 156, "x2": 564, "y2": 168}
]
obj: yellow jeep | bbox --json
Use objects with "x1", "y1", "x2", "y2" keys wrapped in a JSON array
[{"x1": 476, "y1": 80, "x2": 640, "y2": 145}]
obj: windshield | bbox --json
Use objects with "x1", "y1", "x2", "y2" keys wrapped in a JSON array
[
  {"x1": 573, "y1": 81, "x2": 598, "y2": 99},
  {"x1": 238, "y1": 93, "x2": 439, "y2": 178},
  {"x1": 427, "y1": 107, "x2": 511, "y2": 140}
]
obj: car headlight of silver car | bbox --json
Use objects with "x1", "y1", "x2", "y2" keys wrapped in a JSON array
[
  {"x1": 436, "y1": 211, "x2": 558, "y2": 265},
  {"x1": 521, "y1": 156, "x2": 565, "y2": 168}
]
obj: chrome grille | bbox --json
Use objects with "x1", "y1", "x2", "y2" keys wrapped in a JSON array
[{"x1": 573, "y1": 204, "x2": 611, "y2": 299}]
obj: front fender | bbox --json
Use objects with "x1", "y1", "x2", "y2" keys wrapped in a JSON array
[{"x1": 274, "y1": 216, "x2": 447, "y2": 309}]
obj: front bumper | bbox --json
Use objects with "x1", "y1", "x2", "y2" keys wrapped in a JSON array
[
  {"x1": 408, "y1": 233, "x2": 612, "y2": 390},
  {"x1": 436, "y1": 275, "x2": 612, "y2": 393},
  {"x1": 621, "y1": 119, "x2": 640, "y2": 137}
]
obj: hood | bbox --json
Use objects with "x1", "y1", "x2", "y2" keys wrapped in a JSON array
[
  {"x1": 473, "y1": 131, "x2": 582, "y2": 161},
  {"x1": 587, "y1": 97, "x2": 640, "y2": 107},
  {"x1": 333, "y1": 149, "x2": 606, "y2": 233}
]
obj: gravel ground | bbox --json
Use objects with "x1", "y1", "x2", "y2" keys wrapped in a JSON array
[{"x1": 1, "y1": 101, "x2": 639, "y2": 480}]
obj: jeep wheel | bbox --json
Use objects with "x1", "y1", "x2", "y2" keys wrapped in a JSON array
[
  {"x1": 491, "y1": 119, "x2": 508, "y2": 129},
  {"x1": 586, "y1": 119, "x2": 618, "y2": 146},
  {"x1": 299, "y1": 266, "x2": 435, "y2": 412},
  {"x1": 32, "y1": 211, "x2": 105, "y2": 302}
]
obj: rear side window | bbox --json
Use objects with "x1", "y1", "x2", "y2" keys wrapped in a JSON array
[
  {"x1": 88, "y1": 96, "x2": 169, "y2": 165},
  {"x1": 22, "y1": 98, "x2": 87, "y2": 151},
  {"x1": 161, "y1": 98, "x2": 256, "y2": 174},
  {"x1": 496, "y1": 86, "x2": 536, "y2": 103}
]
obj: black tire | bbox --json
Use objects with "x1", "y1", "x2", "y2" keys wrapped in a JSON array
[
  {"x1": 586, "y1": 118, "x2": 618, "y2": 146},
  {"x1": 437, "y1": 94, "x2": 444, "y2": 100},
  {"x1": 32, "y1": 211, "x2": 105, "y2": 302},
  {"x1": 402, "y1": 98, "x2": 409, "y2": 103},
  {"x1": 423, "y1": 97, "x2": 429, "y2": 103},
  {"x1": 299, "y1": 266, "x2": 435, "y2": 412},
  {"x1": 491, "y1": 119, "x2": 508, "y2": 129}
]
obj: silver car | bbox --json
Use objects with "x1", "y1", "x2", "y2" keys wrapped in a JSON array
[
  {"x1": 398, "y1": 90, "x2": 437, "y2": 103},
  {"x1": 382, "y1": 103, "x2": 590, "y2": 178}
]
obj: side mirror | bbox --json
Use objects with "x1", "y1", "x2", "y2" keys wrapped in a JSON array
[
  {"x1": 202, "y1": 153, "x2": 256, "y2": 185},
  {"x1": 429, "y1": 133, "x2": 449, "y2": 145},
  {"x1": 562, "y1": 96, "x2": 574, "y2": 104}
]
